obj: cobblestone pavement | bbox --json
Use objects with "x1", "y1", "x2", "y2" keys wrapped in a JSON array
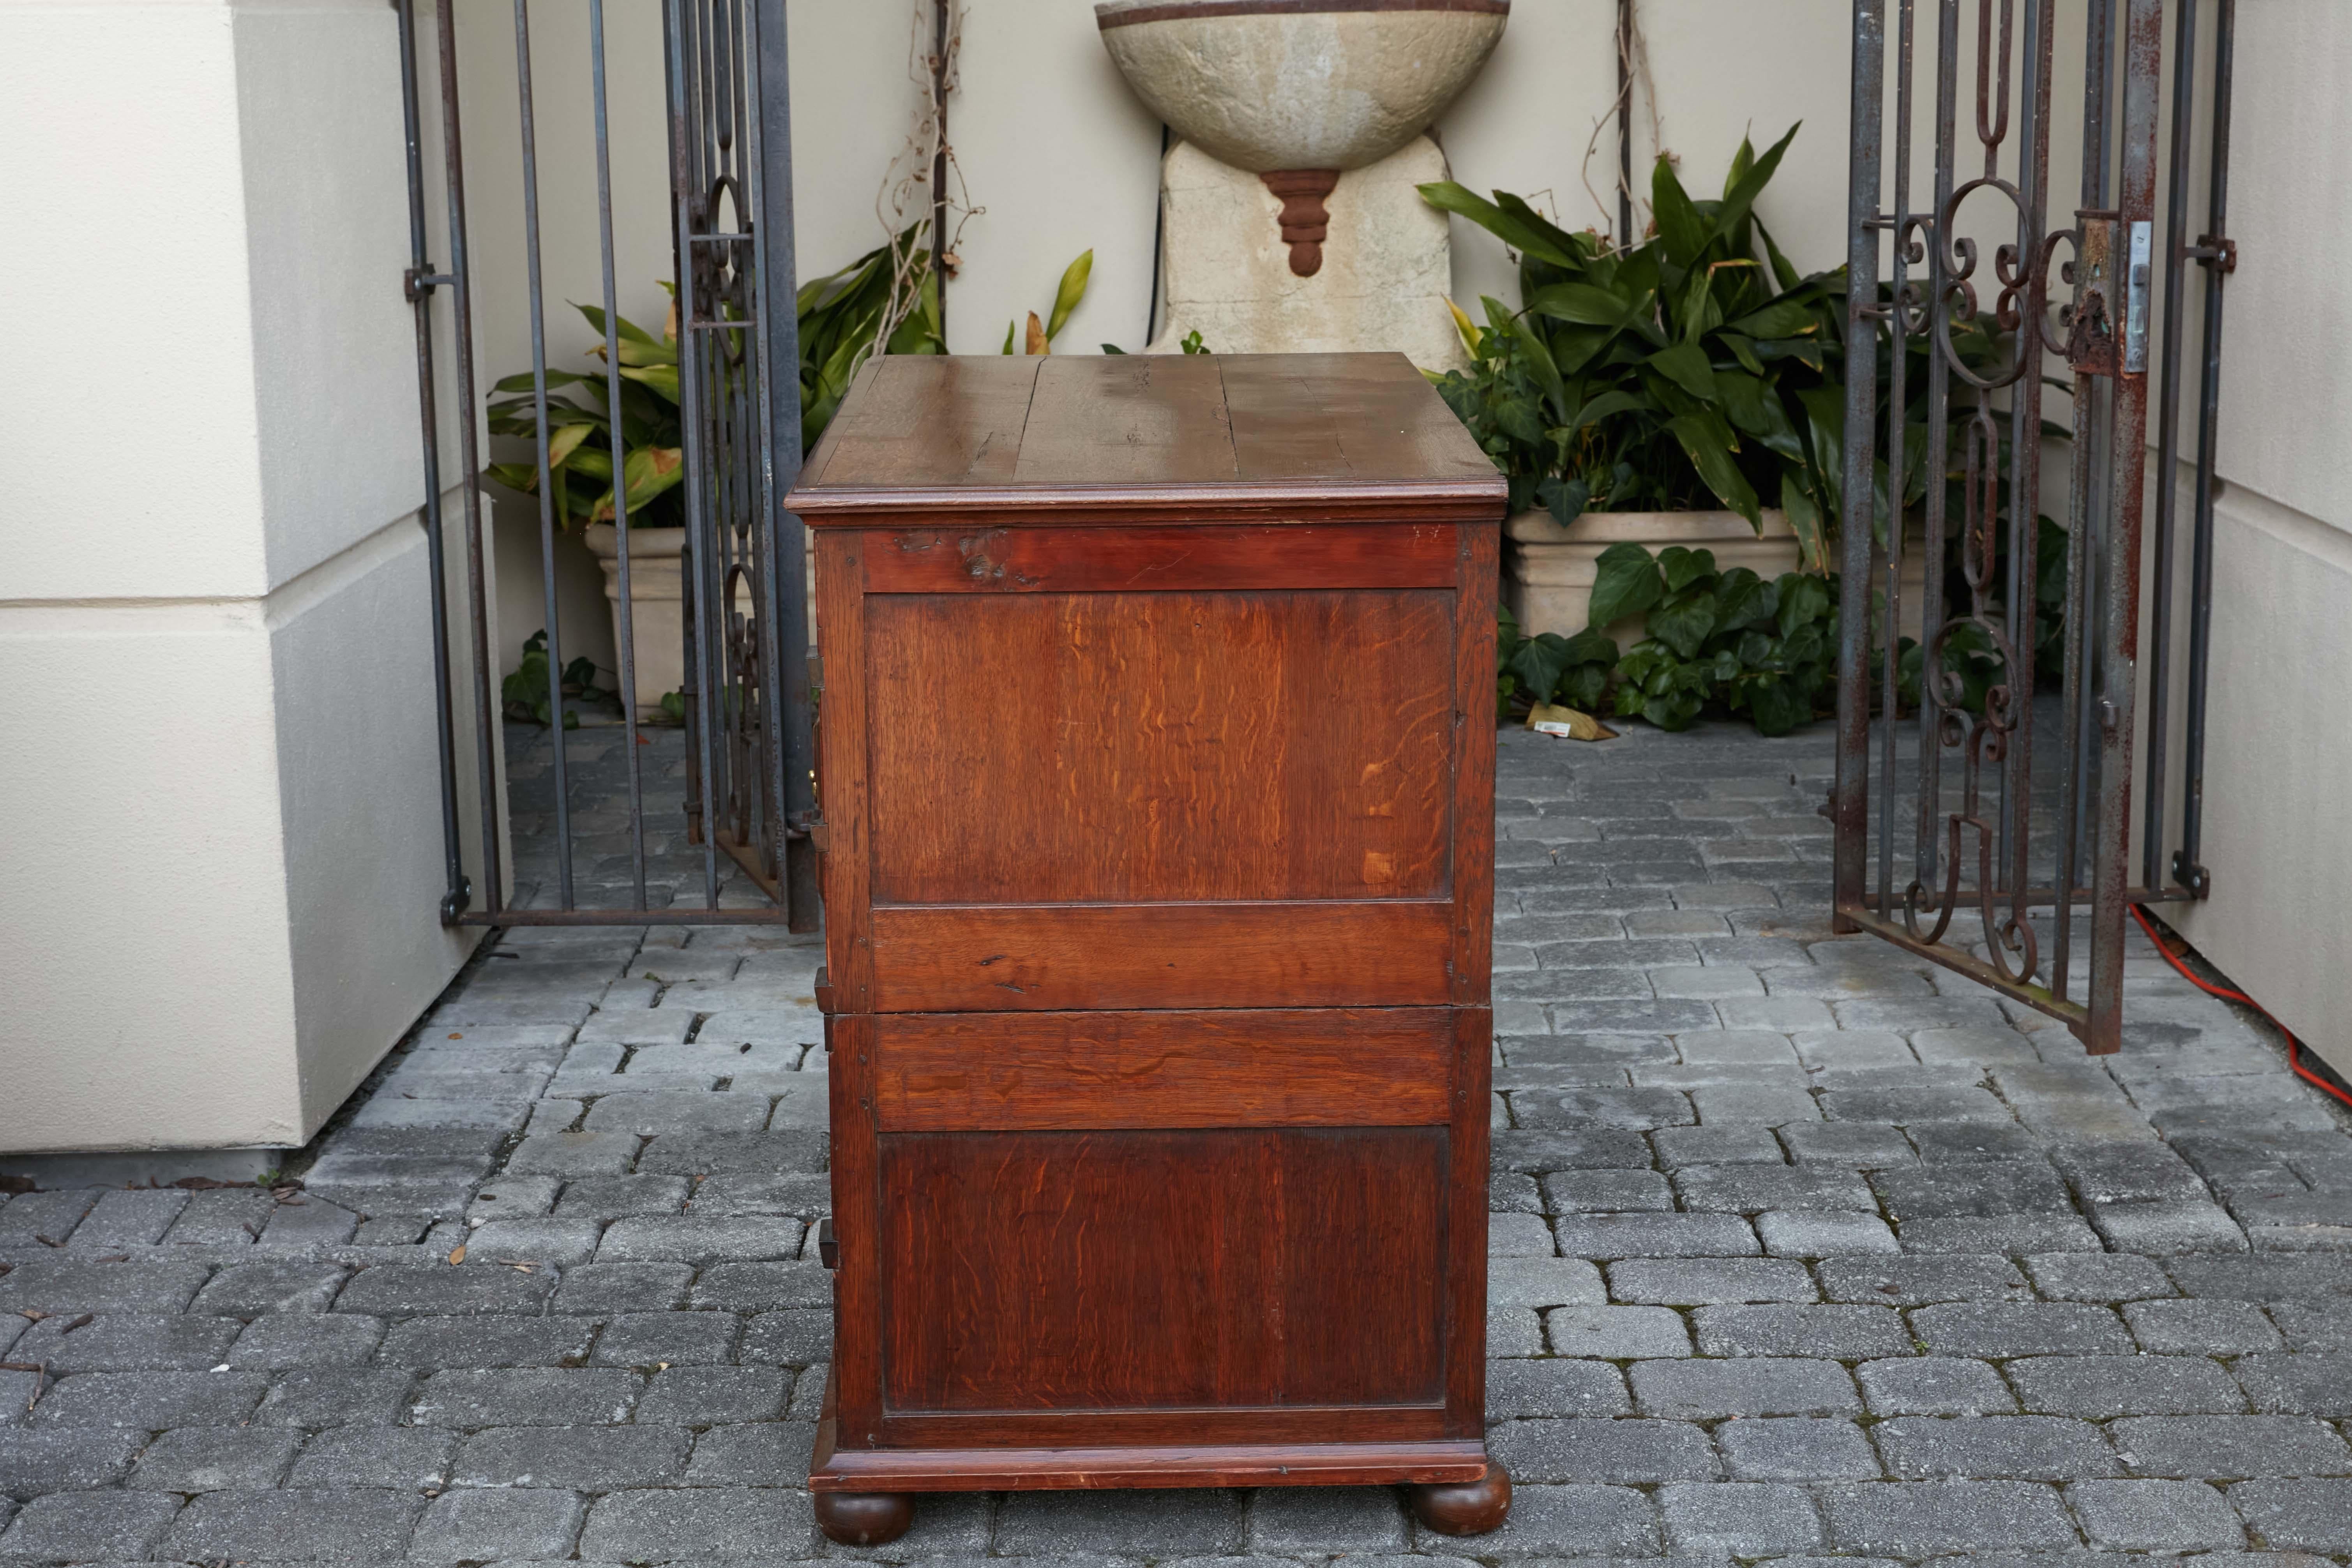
[{"x1": 5, "y1": 717, "x2": 2352, "y2": 1565}]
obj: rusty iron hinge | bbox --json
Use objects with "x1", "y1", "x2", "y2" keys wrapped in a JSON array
[
  {"x1": 2064, "y1": 214, "x2": 2122, "y2": 377},
  {"x1": 403, "y1": 266, "x2": 454, "y2": 304},
  {"x1": 816, "y1": 1218, "x2": 838, "y2": 1270},
  {"x1": 2188, "y1": 233, "x2": 2238, "y2": 274}
]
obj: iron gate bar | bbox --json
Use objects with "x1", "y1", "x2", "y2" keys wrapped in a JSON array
[
  {"x1": 2174, "y1": 0, "x2": 2232, "y2": 896},
  {"x1": 590, "y1": 0, "x2": 653, "y2": 911},
  {"x1": 512, "y1": 0, "x2": 577, "y2": 910},
  {"x1": 397, "y1": 0, "x2": 470, "y2": 927},
  {"x1": 750, "y1": 0, "x2": 819, "y2": 931},
  {"x1": 2085, "y1": 0, "x2": 2164, "y2": 1055},
  {"x1": 433, "y1": 0, "x2": 504, "y2": 921}
]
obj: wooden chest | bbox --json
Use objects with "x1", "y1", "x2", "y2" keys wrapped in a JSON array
[{"x1": 787, "y1": 352, "x2": 1510, "y2": 1545}]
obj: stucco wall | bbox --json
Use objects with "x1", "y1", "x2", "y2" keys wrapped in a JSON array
[
  {"x1": 2167, "y1": 1, "x2": 2352, "y2": 1077},
  {"x1": 0, "y1": 0, "x2": 494, "y2": 1154}
]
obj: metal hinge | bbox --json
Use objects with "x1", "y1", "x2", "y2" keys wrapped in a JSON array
[
  {"x1": 403, "y1": 266, "x2": 456, "y2": 303},
  {"x1": 2188, "y1": 233, "x2": 2238, "y2": 274},
  {"x1": 816, "y1": 1218, "x2": 838, "y2": 1270}
]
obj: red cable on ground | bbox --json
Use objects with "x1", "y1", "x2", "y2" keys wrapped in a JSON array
[{"x1": 2130, "y1": 904, "x2": 2352, "y2": 1112}]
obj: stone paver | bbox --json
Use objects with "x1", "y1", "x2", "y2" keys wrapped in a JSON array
[{"x1": 2, "y1": 715, "x2": 2348, "y2": 1562}]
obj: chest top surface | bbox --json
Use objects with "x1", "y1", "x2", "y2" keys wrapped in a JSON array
[{"x1": 785, "y1": 351, "x2": 1503, "y2": 524}]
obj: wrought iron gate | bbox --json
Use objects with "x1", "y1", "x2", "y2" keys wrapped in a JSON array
[
  {"x1": 396, "y1": 0, "x2": 815, "y2": 930},
  {"x1": 1834, "y1": 0, "x2": 2236, "y2": 1053}
]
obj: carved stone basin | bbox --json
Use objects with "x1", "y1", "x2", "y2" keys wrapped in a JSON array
[{"x1": 1096, "y1": 0, "x2": 1508, "y2": 275}]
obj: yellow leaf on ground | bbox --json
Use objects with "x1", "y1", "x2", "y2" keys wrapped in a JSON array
[{"x1": 446, "y1": 1244, "x2": 467, "y2": 1265}]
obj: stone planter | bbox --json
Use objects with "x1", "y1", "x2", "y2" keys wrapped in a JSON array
[
  {"x1": 1505, "y1": 507, "x2": 1928, "y2": 645},
  {"x1": 583, "y1": 523, "x2": 685, "y2": 711}
]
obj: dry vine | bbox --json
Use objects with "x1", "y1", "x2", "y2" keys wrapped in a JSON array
[
  {"x1": 1580, "y1": 0, "x2": 1666, "y2": 249},
  {"x1": 869, "y1": 0, "x2": 980, "y2": 358}
]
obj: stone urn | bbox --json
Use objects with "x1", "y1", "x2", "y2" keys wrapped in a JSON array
[
  {"x1": 1506, "y1": 509, "x2": 1928, "y2": 645},
  {"x1": 1096, "y1": 0, "x2": 1507, "y2": 366}
]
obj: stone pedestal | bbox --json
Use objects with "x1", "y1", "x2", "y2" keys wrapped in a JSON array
[{"x1": 1148, "y1": 136, "x2": 1466, "y2": 371}]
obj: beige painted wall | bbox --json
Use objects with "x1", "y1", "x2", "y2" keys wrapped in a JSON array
[
  {"x1": 0, "y1": 0, "x2": 496, "y2": 1155},
  {"x1": 2167, "y1": 1, "x2": 2352, "y2": 1078}
]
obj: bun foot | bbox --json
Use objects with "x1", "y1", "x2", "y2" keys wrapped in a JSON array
[
  {"x1": 1404, "y1": 1463, "x2": 1512, "y2": 1536},
  {"x1": 814, "y1": 1490, "x2": 914, "y2": 1547}
]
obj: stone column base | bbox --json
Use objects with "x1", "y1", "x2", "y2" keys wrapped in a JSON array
[{"x1": 1149, "y1": 135, "x2": 1466, "y2": 371}]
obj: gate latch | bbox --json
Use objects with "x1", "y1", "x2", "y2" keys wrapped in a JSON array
[
  {"x1": 2122, "y1": 220, "x2": 2153, "y2": 375},
  {"x1": 2064, "y1": 214, "x2": 2120, "y2": 377}
]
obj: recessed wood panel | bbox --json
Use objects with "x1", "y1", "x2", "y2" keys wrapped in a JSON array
[
  {"x1": 864, "y1": 901, "x2": 1455, "y2": 1012},
  {"x1": 867, "y1": 589, "x2": 1455, "y2": 904},
  {"x1": 879, "y1": 1128, "x2": 1446, "y2": 1414},
  {"x1": 862, "y1": 524, "x2": 1459, "y2": 594},
  {"x1": 871, "y1": 1009, "x2": 1453, "y2": 1131}
]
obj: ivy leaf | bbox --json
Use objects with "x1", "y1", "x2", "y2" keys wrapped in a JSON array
[
  {"x1": 1777, "y1": 571, "x2": 1833, "y2": 638},
  {"x1": 1559, "y1": 627, "x2": 1620, "y2": 667},
  {"x1": 1744, "y1": 674, "x2": 1812, "y2": 736},
  {"x1": 1715, "y1": 567, "x2": 1775, "y2": 632},
  {"x1": 1536, "y1": 475, "x2": 1591, "y2": 529},
  {"x1": 1588, "y1": 542, "x2": 1665, "y2": 629},
  {"x1": 1657, "y1": 546, "x2": 1717, "y2": 593},
  {"x1": 1649, "y1": 585, "x2": 1720, "y2": 659}
]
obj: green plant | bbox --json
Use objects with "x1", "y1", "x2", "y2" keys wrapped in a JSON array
[
  {"x1": 1423, "y1": 127, "x2": 1846, "y2": 571},
  {"x1": 1102, "y1": 329, "x2": 1209, "y2": 356},
  {"x1": 796, "y1": 223, "x2": 947, "y2": 450},
  {"x1": 1495, "y1": 604, "x2": 1616, "y2": 719},
  {"x1": 487, "y1": 301, "x2": 685, "y2": 530},
  {"x1": 1596, "y1": 544, "x2": 1838, "y2": 735},
  {"x1": 503, "y1": 628, "x2": 609, "y2": 729},
  {"x1": 1002, "y1": 250, "x2": 1095, "y2": 355}
]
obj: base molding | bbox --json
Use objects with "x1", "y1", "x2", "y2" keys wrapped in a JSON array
[{"x1": 810, "y1": 1425, "x2": 1489, "y2": 1493}]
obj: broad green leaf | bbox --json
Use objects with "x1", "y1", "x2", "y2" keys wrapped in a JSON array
[
  {"x1": 1781, "y1": 471, "x2": 1830, "y2": 574},
  {"x1": 1588, "y1": 541, "x2": 1665, "y2": 628},
  {"x1": 1667, "y1": 412, "x2": 1763, "y2": 528},
  {"x1": 1508, "y1": 635, "x2": 1569, "y2": 706},
  {"x1": 1713, "y1": 122, "x2": 1801, "y2": 244},
  {"x1": 575, "y1": 302, "x2": 661, "y2": 347},
  {"x1": 485, "y1": 460, "x2": 540, "y2": 494},
  {"x1": 548, "y1": 423, "x2": 595, "y2": 468},
  {"x1": 1528, "y1": 281, "x2": 1639, "y2": 327},
  {"x1": 1045, "y1": 249, "x2": 1093, "y2": 341},
  {"x1": 1651, "y1": 156, "x2": 1708, "y2": 268},
  {"x1": 1715, "y1": 368, "x2": 1773, "y2": 436},
  {"x1": 621, "y1": 445, "x2": 684, "y2": 509},
  {"x1": 1795, "y1": 384, "x2": 1847, "y2": 513},
  {"x1": 1510, "y1": 312, "x2": 1569, "y2": 422},
  {"x1": 1562, "y1": 388, "x2": 1647, "y2": 435},
  {"x1": 1416, "y1": 182, "x2": 1585, "y2": 269},
  {"x1": 1729, "y1": 298, "x2": 1819, "y2": 338},
  {"x1": 1647, "y1": 341, "x2": 1718, "y2": 400},
  {"x1": 1722, "y1": 332, "x2": 1766, "y2": 374},
  {"x1": 491, "y1": 369, "x2": 594, "y2": 396},
  {"x1": 618, "y1": 363, "x2": 680, "y2": 403}
]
